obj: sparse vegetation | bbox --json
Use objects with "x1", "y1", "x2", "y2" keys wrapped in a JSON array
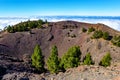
[
  {"x1": 99, "y1": 53, "x2": 112, "y2": 67},
  {"x1": 111, "y1": 36, "x2": 120, "y2": 47},
  {"x1": 60, "y1": 46, "x2": 81, "y2": 70},
  {"x1": 71, "y1": 34, "x2": 76, "y2": 38},
  {"x1": 102, "y1": 32, "x2": 110, "y2": 40},
  {"x1": 47, "y1": 45, "x2": 60, "y2": 73},
  {"x1": 83, "y1": 53, "x2": 94, "y2": 65},
  {"x1": 67, "y1": 33, "x2": 76, "y2": 38},
  {"x1": 1, "y1": 21, "x2": 119, "y2": 76},
  {"x1": 92, "y1": 30, "x2": 103, "y2": 39},
  {"x1": 31, "y1": 45, "x2": 45, "y2": 72},
  {"x1": 82, "y1": 27, "x2": 87, "y2": 32},
  {"x1": 88, "y1": 27, "x2": 95, "y2": 33},
  {"x1": 90, "y1": 29, "x2": 112, "y2": 41},
  {"x1": 62, "y1": 25, "x2": 77, "y2": 29}
]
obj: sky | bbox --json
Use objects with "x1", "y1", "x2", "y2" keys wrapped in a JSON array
[{"x1": 0, "y1": 0, "x2": 120, "y2": 17}]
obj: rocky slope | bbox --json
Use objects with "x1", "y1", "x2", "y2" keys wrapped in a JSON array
[
  {"x1": 2, "y1": 64, "x2": 120, "y2": 80},
  {"x1": 0, "y1": 21, "x2": 120, "y2": 63},
  {"x1": 0, "y1": 21, "x2": 120, "y2": 80}
]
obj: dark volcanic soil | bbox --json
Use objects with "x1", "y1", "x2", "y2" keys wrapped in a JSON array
[
  {"x1": 0, "y1": 21, "x2": 120, "y2": 64},
  {"x1": 0, "y1": 21, "x2": 120, "y2": 80}
]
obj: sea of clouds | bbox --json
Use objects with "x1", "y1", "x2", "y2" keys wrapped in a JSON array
[{"x1": 0, "y1": 16, "x2": 120, "y2": 31}]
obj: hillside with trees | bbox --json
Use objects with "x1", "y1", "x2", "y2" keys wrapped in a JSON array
[
  {"x1": 6, "y1": 19, "x2": 47, "y2": 33},
  {"x1": 0, "y1": 20, "x2": 120, "y2": 80}
]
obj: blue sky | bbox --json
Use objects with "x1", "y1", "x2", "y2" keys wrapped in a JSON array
[{"x1": 0, "y1": 0, "x2": 120, "y2": 17}]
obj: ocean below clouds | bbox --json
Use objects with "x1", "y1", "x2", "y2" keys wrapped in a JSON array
[{"x1": 0, "y1": 16, "x2": 120, "y2": 31}]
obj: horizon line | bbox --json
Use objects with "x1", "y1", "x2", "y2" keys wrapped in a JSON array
[{"x1": 0, "y1": 15, "x2": 120, "y2": 18}]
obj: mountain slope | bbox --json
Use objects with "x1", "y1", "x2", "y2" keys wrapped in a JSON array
[{"x1": 0, "y1": 21, "x2": 120, "y2": 65}]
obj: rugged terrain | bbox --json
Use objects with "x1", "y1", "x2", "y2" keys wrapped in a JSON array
[
  {"x1": 1, "y1": 63, "x2": 120, "y2": 80},
  {"x1": 0, "y1": 21, "x2": 120, "y2": 80},
  {"x1": 0, "y1": 21, "x2": 120, "y2": 62}
]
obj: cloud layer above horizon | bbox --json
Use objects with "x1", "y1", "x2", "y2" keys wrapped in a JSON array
[{"x1": 0, "y1": 16, "x2": 120, "y2": 31}]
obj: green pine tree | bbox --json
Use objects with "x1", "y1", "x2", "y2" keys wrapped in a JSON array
[
  {"x1": 83, "y1": 53, "x2": 94, "y2": 65},
  {"x1": 60, "y1": 46, "x2": 81, "y2": 70},
  {"x1": 31, "y1": 45, "x2": 44, "y2": 72},
  {"x1": 47, "y1": 45, "x2": 60, "y2": 73}
]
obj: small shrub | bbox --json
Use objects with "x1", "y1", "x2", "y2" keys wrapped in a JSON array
[
  {"x1": 99, "y1": 53, "x2": 112, "y2": 67},
  {"x1": 92, "y1": 30, "x2": 103, "y2": 39},
  {"x1": 83, "y1": 53, "x2": 94, "y2": 65},
  {"x1": 71, "y1": 34, "x2": 76, "y2": 38},
  {"x1": 111, "y1": 36, "x2": 120, "y2": 47},
  {"x1": 82, "y1": 28, "x2": 87, "y2": 32},
  {"x1": 88, "y1": 27, "x2": 95, "y2": 33},
  {"x1": 62, "y1": 25, "x2": 68, "y2": 29},
  {"x1": 102, "y1": 32, "x2": 109, "y2": 40},
  {"x1": 70, "y1": 29, "x2": 73, "y2": 32}
]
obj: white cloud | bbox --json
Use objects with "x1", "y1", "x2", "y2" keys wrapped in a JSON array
[
  {"x1": 76, "y1": 19, "x2": 120, "y2": 31},
  {"x1": 0, "y1": 16, "x2": 120, "y2": 31},
  {"x1": 0, "y1": 19, "x2": 28, "y2": 30}
]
